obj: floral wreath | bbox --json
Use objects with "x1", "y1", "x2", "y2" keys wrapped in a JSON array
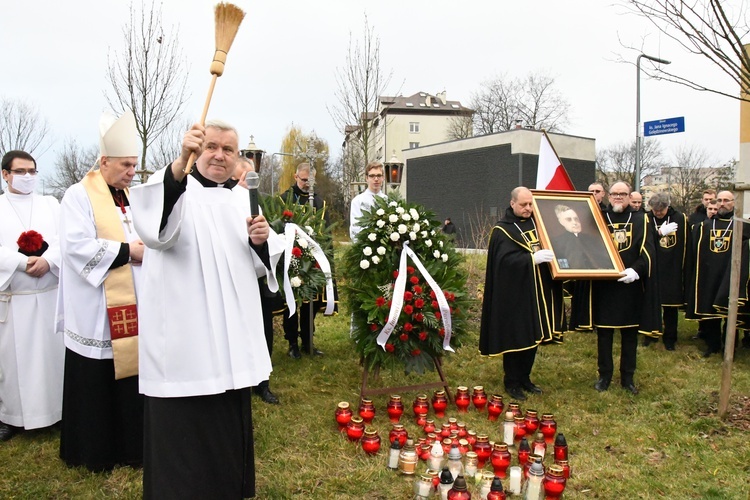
[
  {"x1": 342, "y1": 195, "x2": 468, "y2": 374},
  {"x1": 261, "y1": 194, "x2": 334, "y2": 304}
]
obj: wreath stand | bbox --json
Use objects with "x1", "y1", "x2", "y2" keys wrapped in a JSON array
[{"x1": 360, "y1": 356, "x2": 453, "y2": 403}]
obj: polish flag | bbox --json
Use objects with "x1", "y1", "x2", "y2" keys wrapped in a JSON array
[{"x1": 535, "y1": 131, "x2": 575, "y2": 191}]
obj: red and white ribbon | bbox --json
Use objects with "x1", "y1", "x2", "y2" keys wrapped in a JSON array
[
  {"x1": 283, "y1": 223, "x2": 335, "y2": 317},
  {"x1": 376, "y1": 242, "x2": 453, "y2": 352}
]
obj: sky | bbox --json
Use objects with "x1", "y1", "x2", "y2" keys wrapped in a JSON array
[{"x1": 0, "y1": 0, "x2": 744, "y2": 179}]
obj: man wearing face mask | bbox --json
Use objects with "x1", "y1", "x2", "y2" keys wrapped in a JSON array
[{"x1": 0, "y1": 150, "x2": 64, "y2": 441}]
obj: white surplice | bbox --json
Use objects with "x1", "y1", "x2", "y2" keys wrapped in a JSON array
[
  {"x1": 129, "y1": 168, "x2": 284, "y2": 398},
  {"x1": 56, "y1": 183, "x2": 142, "y2": 360},
  {"x1": 0, "y1": 192, "x2": 64, "y2": 429}
]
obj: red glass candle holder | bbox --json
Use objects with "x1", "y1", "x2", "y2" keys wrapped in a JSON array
[
  {"x1": 466, "y1": 430, "x2": 477, "y2": 447},
  {"x1": 413, "y1": 394, "x2": 430, "y2": 416},
  {"x1": 487, "y1": 394, "x2": 504, "y2": 421},
  {"x1": 346, "y1": 416, "x2": 365, "y2": 441},
  {"x1": 472, "y1": 434, "x2": 492, "y2": 468},
  {"x1": 419, "y1": 443, "x2": 432, "y2": 461},
  {"x1": 361, "y1": 427, "x2": 381, "y2": 455},
  {"x1": 523, "y1": 409, "x2": 539, "y2": 436},
  {"x1": 554, "y1": 459, "x2": 571, "y2": 479},
  {"x1": 532, "y1": 432, "x2": 547, "y2": 459},
  {"x1": 432, "y1": 390, "x2": 448, "y2": 418},
  {"x1": 389, "y1": 423, "x2": 408, "y2": 447},
  {"x1": 524, "y1": 454, "x2": 543, "y2": 479},
  {"x1": 455, "y1": 386, "x2": 471, "y2": 413},
  {"x1": 448, "y1": 418, "x2": 458, "y2": 431},
  {"x1": 543, "y1": 464, "x2": 567, "y2": 499},
  {"x1": 440, "y1": 423, "x2": 452, "y2": 439},
  {"x1": 513, "y1": 416, "x2": 526, "y2": 442},
  {"x1": 554, "y1": 433, "x2": 568, "y2": 461},
  {"x1": 442, "y1": 438, "x2": 453, "y2": 454},
  {"x1": 426, "y1": 432, "x2": 438, "y2": 445},
  {"x1": 335, "y1": 401, "x2": 352, "y2": 431},
  {"x1": 416, "y1": 411, "x2": 428, "y2": 427},
  {"x1": 456, "y1": 422, "x2": 467, "y2": 438},
  {"x1": 472, "y1": 385, "x2": 488, "y2": 412},
  {"x1": 358, "y1": 398, "x2": 375, "y2": 424},
  {"x1": 423, "y1": 419, "x2": 436, "y2": 434},
  {"x1": 540, "y1": 413, "x2": 557, "y2": 443},
  {"x1": 517, "y1": 437, "x2": 531, "y2": 466},
  {"x1": 508, "y1": 402, "x2": 522, "y2": 418},
  {"x1": 490, "y1": 442, "x2": 511, "y2": 478},
  {"x1": 458, "y1": 438, "x2": 469, "y2": 455},
  {"x1": 386, "y1": 395, "x2": 404, "y2": 423}
]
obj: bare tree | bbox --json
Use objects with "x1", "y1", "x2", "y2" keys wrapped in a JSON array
[
  {"x1": 596, "y1": 138, "x2": 666, "y2": 187},
  {"x1": 446, "y1": 115, "x2": 474, "y2": 140},
  {"x1": 620, "y1": 0, "x2": 750, "y2": 101},
  {"x1": 0, "y1": 98, "x2": 51, "y2": 157},
  {"x1": 106, "y1": 0, "x2": 190, "y2": 172},
  {"x1": 329, "y1": 15, "x2": 392, "y2": 192},
  {"x1": 470, "y1": 72, "x2": 570, "y2": 135},
  {"x1": 667, "y1": 144, "x2": 717, "y2": 212},
  {"x1": 45, "y1": 139, "x2": 98, "y2": 200},
  {"x1": 147, "y1": 115, "x2": 192, "y2": 172}
]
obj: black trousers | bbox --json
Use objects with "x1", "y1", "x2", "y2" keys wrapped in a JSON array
[
  {"x1": 662, "y1": 306, "x2": 679, "y2": 347},
  {"x1": 283, "y1": 302, "x2": 318, "y2": 348},
  {"x1": 503, "y1": 346, "x2": 537, "y2": 389},
  {"x1": 257, "y1": 289, "x2": 275, "y2": 391},
  {"x1": 701, "y1": 318, "x2": 723, "y2": 353},
  {"x1": 596, "y1": 327, "x2": 638, "y2": 383}
]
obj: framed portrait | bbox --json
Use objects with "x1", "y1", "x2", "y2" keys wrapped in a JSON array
[{"x1": 531, "y1": 190, "x2": 625, "y2": 280}]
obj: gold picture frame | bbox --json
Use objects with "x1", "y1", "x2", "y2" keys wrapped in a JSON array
[{"x1": 531, "y1": 190, "x2": 625, "y2": 279}]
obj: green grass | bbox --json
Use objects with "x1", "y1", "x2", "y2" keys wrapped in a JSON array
[{"x1": 2, "y1": 252, "x2": 749, "y2": 498}]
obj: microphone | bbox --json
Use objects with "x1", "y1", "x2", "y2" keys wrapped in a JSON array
[{"x1": 245, "y1": 171, "x2": 260, "y2": 217}]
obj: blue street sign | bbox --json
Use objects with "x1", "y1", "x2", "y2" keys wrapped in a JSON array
[{"x1": 643, "y1": 116, "x2": 685, "y2": 137}]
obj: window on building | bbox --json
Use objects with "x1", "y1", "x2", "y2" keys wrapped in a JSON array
[
  {"x1": 409, "y1": 122, "x2": 420, "y2": 133},
  {"x1": 409, "y1": 142, "x2": 420, "y2": 149}
]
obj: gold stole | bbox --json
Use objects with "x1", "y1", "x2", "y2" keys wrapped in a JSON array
[{"x1": 81, "y1": 170, "x2": 138, "y2": 380}]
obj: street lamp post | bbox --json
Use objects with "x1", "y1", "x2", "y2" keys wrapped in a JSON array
[{"x1": 635, "y1": 53, "x2": 670, "y2": 191}]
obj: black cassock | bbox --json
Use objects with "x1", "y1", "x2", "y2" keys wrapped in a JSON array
[
  {"x1": 685, "y1": 215, "x2": 750, "y2": 320},
  {"x1": 479, "y1": 209, "x2": 563, "y2": 356},
  {"x1": 649, "y1": 207, "x2": 689, "y2": 307},
  {"x1": 572, "y1": 207, "x2": 661, "y2": 334}
]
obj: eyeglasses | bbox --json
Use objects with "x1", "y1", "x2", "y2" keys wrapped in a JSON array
[
  {"x1": 9, "y1": 169, "x2": 37, "y2": 175},
  {"x1": 609, "y1": 192, "x2": 629, "y2": 198},
  {"x1": 717, "y1": 198, "x2": 734, "y2": 203},
  {"x1": 297, "y1": 177, "x2": 310, "y2": 183},
  {"x1": 591, "y1": 189, "x2": 603, "y2": 193},
  {"x1": 367, "y1": 174, "x2": 384, "y2": 179}
]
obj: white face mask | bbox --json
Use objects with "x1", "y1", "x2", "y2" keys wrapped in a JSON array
[{"x1": 11, "y1": 174, "x2": 38, "y2": 194}]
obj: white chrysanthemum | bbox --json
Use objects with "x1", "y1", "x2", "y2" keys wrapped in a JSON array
[
  {"x1": 410, "y1": 208, "x2": 419, "y2": 220},
  {"x1": 376, "y1": 208, "x2": 385, "y2": 216},
  {"x1": 439, "y1": 241, "x2": 444, "y2": 248},
  {"x1": 413, "y1": 223, "x2": 421, "y2": 233},
  {"x1": 360, "y1": 260, "x2": 370, "y2": 269},
  {"x1": 389, "y1": 201, "x2": 398, "y2": 207},
  {"x1": 368, "y1": 233, "x2": 377, "y2": 241},
  {"x1": 409, "y1": 232, "x2": 417, "y2": 240},
  {"x1": 377, "y1": 246, "x2": 386, "y2": 255},
  {"x1": 434, "y1": 250, "x2": 441, "y2": 258},
  {"x1": 305, "y1": 225, "x2": 314, "y2": 235},
  {"x1": 388, "y1": 214, "x2": 399, "y2": 223},
  {"x1": 396, "y1": 206, "x2": 405, "y2": 214},
  {"x1": 421, "y1": 231, "x2": 428, "y2": 238},
  {"x1": 401, "y1": 213, "x2": 411, "y2": 222},
  {"x1": 290, "y1": 276, "x2": 302, "y2": 287},
  {"x1": 363, "y1": 246, "x2": 373, "y2": 256},
  {"x1": 431, "y1": 230, "x2": 436, "y2": 236},
  {"x1": 390, "y1": 232, "x2": 400, "y2": 242},
  {"x1": 425, "y1": 239, "x2": 433, "y2": 247},
  {"x1": 398, "y1": 224, "x2": 408, "y2": 234},
  {"x1": 441, "y1": 253, "x2": 448, "y2": 262},
  {"x1": 376, "y1": 219, "x2": 386, "y2": 228},
  {"x1": 297, "y1": 237, "x2": 308, "y2": 249},
  {"x1": 372, "y1": 256, "x2": 381, "y2": 264}
]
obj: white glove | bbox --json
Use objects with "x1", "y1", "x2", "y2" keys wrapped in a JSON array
[
  {"x1": 533, "y1": 249, "x2": 555, "y2": 265},
  {"x1": 617, "y1": 268, "x2": 640, "y2": 283},
  {"x1": 658, "y1": 222, "x2": 678, "y2": 236}
]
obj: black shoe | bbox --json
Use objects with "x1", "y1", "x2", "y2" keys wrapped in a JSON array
[
  {"x1": 288, "y1": 344, "x2": 301, "y2": 359},
  {"x1": 701, "y1": 348, "x2": 720, "y2": 358},
  {"x1": 665, "y1": 344, "x2": 676, "y2": 351},
  {"x1": 0, "y1": 422, "x2": 18, "y2": 442},
  {"x1": 255, "y1": 386, "x2": 280, "y2": 405},
  {"x1": 521, "y1": 381, "x2": 543, "y2": 394},
  {"x1": 302, "y1": 345, "x2": 324, "y2": 356},
  {"x1": 642, "y1": 337, "x2": 656, "y2": 347},
  {"x1": 594, "y1": 377, "x2": 611, "y2": 392},
  {"x1": 506, "y1": 387, "x2": 527, "y2": 401},
  {"x1": 622, "y1": 382, "x2": 639, "y2": 395}
]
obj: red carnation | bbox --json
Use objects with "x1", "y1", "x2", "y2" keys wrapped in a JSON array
[
  {"x1": 418, "y1": 332, "x2": 427, "y2": 341},
  {"x1": 448, "y1": 292, "x2": 456, "y2": 302},
  {"x1": 314, "y1": 261, "x2": 320, "y2": 269},
  {"x1": 410, "y1": 276, "x2": 419, "y2": 285},
  {"x1": 385, "y1": 343, "x2": 395, "y2": 352},
  {"x1": 439, "y1": 328, "x2": 445, "y2": 337},
  {"x1": 387, "y1": 300, "x2": 392, "y2": 308},
  {"x1": 399, "y1": 333, "x2": 409, "y2": 341},
  {"x1": 407, "y1": 266, "x2": 415, "y2": 274},
  {"x1": 376, "y1": 296, "x2": 386, "y2": 307},
  {"x1": 370, "y1": 323, "x2": 379, "y2": 331},
  {"x1": 431, "y1": 300, "x2": 439, "y2": 310},
  {"x1": 430, "y1": 290, "x2": 436, "y2": 299},
  {"x1": 411, "y1": 349, "x2": 421, "y2": 356},
  {"x1": 413, "y1": 285, "x2": 423, "y2": 295},
  {"x1": 393, "y1": 270, "x2": 399, "y2": 279},
  {"x1": 404, "y1": 291, "x2": 413, "y2": 302},
  {"x1": 291, "y1": 247, "x2": 303, "y2": 258},
  {"x1": 435, "y1": 312, "x2": 441, "y2": 320},
  {"x1": 403, "y1": 322, "x2": 414, "y2": 332},
  {"x1": 414, "y1": 313, "x2": 424, "y2": 323},
  {"x1": 17, "y1": 230, "x2": 47, "y2": 257},
  {"x1": 283, "y1": 210, "x2": 294, "y2": 219},
  {"x1": 414, "y1": 298, "x2": 425, "y2": 309},
  {"x1": 403, "y1": 305, "x2": 413, "y2": 315}
]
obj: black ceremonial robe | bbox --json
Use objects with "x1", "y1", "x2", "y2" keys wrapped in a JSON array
[
  {"x1": 589, "y1": 207, "x2": 661, "y2": 334},
  {"x1": 649, "y1": 207, "x2": 689, "y2": 307},
  {"x1": 479, "y1": 208, "x2": 563, "y2": 356}
]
